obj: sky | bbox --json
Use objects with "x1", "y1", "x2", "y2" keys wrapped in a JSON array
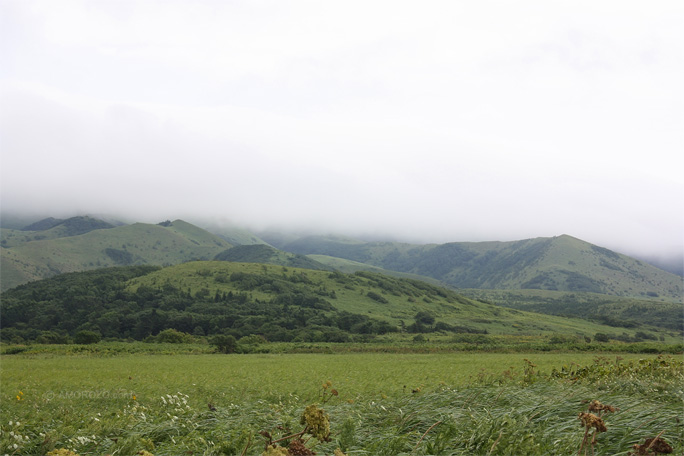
[{"x1": 1, "y1": 0, "x2": 683, "y2": 259}]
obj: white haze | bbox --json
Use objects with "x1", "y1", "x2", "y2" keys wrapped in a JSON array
[{"x1": 1, "y1": 0, "x2": 683, "y2": 260}]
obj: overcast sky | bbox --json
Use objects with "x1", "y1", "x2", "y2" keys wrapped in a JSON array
[{"x1": 1, "y1": 0, "x2": 682, "y2": 257}]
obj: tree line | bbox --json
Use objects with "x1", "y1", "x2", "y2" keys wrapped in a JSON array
[{"x1": 0, "y1": 266, "x2": 402, "y2": 344}]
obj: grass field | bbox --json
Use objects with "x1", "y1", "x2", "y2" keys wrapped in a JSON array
[{"x1": 1, "y1": 351, "x2": 682, "y2": 455}]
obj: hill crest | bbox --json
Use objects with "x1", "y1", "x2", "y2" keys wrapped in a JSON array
[
  {"x1": 0, "y1": 219, "x2": 232, "y2": 291},
  {"x1": 274, "y1": 234, "x2": 682, "y2": 300}
]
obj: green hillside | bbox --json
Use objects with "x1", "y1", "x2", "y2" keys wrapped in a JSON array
[
  {"x1": 0, "y1": 219, "x2": 231, "y2": 291},
  {"x1": 0, "y1": 216, "x2": 116, "y2": 247},
  {"x1": 27, "y1": 215, "x2": 116, "y2": 236},
  {"x1": 214, "y1": 244, "x2": 332, "y2": 270},
  {"x1": 308, "y1": 254, "x2": 447, "y2": 285},
  {"x1": 276, "y1": 234, "x2": 682, "y2": 300},
  {"x1": 128, "y1": 262, "x2": 676, "y2": 341},
  {"x1": 20, "y1": 216, "x2": 64, "y2": 231},
  {"x1": 461, "y1": 288, "x2": 683, "y2": 333},
  {"x1": 200, "y1": 221, "x2": 269, "y2": 246},
  {"x1": 2, "y1": 261, "x2": 676, "y2": 344}
]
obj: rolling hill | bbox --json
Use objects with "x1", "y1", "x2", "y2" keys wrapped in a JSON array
[
  {"x1": 1, "y1": 214, "x2": 681, "y2": 339},
  {"x1": 0, "y1": 219, "x2": 232, "y2": 291},
  {"x1": 2, "y1": 261, "x2": 677, "y2": 344},
  {"x1": 1, "y1": 216, "x2": 117, "y2": 247},
  {"x1": 307, "y1": 254, "x2": 447, "y2": 286},
  {"x1": 214, "y1": 244, "x2": 332, "y2": 270},
  {"x1": 460, "y1": 288, "x2": 684, "y2": 332},
  {"x1": 268, "y1": 234, "x2": 682, "y2": 300},
  {"x1": 1, "y1": 214, "x2": 680, "y2": 334}
]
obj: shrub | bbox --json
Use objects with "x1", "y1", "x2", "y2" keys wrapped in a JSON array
[
  {"x1": 36, "y1": 331, "x2": 71, "y2": 344},
  {"x1": 366, "y1": 291, "x2": 388, "y2": 304},
  {"x1": 211, "y1": 334, "x2": 238, "y2": 354},
  {"x1": 155, "y1": 329, "x2": 193, "y2": 344},
  {"x1": 415, "y1": 311, "x2": 435, "y2": 325},
  {"x1": 239, "y1": 334, "x2": 267, "y2": 345},
  {"x1": 74, "y1": 330, "x2": 101, "y2": 344},
  {"x1": 594, "y1": 333, "x2": 610, "y2": 343}
]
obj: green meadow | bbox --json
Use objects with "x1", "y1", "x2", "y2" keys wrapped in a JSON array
[{"x1": 1, "y1": 351, "x2": 682, "y2": 455}]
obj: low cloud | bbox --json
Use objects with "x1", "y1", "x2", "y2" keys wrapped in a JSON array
[{"x1": 1, "y1": 1, "x2": 682, "y2": 258}]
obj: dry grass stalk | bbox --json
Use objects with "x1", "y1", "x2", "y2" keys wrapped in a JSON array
[
  {"x1": 577, "y1": 399, "x2": 616, "y2": 456},
  {"x1": 630, "y1": 431, "x2": 673, "y2": 455}
]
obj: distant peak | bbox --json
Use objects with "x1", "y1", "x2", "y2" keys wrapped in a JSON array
[{"x1": 21, "y1": 217, "x2": 64, "y2": 231}]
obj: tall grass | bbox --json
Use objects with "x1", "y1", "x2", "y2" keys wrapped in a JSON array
[{"x1": 1, "y1": 354, "x2": 681, "y2": 455}]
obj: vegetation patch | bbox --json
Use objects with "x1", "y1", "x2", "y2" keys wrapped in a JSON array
[{"x1": 0, "y1": 353, "x2": 681, "y2": 455}]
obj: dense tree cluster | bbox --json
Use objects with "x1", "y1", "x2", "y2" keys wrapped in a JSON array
[{"x1": 0, "y1": 266, "x2": 399, "y2": 344}]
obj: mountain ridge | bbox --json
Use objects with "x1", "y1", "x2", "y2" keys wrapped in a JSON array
[
  {"x1": 1, "y1": 215, "x2": 681, "y2": 303},
  {"x1": 214, "y1": 244, "x2": 332, "y2": 271},
  {"x1": 271, "y1": 233, "x2": 682, "y2": 300},
  {"x1": 0, "y1": 219, "x2": 232, "y2": 291},
  {"x1": 3, "y1": 261, "x2": 677, "y2": 344}
]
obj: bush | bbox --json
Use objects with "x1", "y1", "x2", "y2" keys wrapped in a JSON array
[
  {"x1": 366, "y1": 291, "x2": 388, "y2": 304},
  {"x1": 155, "y1": 329, "x2": 193, "y2": 344},
  {"x1": 415, "y1": 311, "x2": 435, "y2": 325},
  {"x1": 594, "y1": 333, "x2": 610, "y2": 343},
  {"x1": 74, "y1": 330, "x2": 101, "y2": 344},
  {"x1": 36, "y1": 331, "x2": 71, "y2": 344},
  {"x1": 239, "y1": 334, "x2": 267, "y2": 345},
  {"x1": 211, "y1": 334, "x2": 238, "y2": 354}
]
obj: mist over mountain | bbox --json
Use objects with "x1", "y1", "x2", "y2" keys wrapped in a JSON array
[
  {"x1": 1, "y1": 212, "x2": 680, "y2": 302},
  {"x1": 3, "y1": 1, "x2": 682, "y2": 301},
  {"x1": 624, "y1": 252, "x2": 684, "y2": 277}
]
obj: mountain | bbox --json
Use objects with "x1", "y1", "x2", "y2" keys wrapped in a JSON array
[
  {"x1": 25, "y1": 215, "x2": 117, "y2": 236},
  {"x1": 198, "y1": 221, "x2": 270, "y2": 246},
  {"x1": 629, "y1": 252, "x2": 684, "y2": 277},
  {"x1": 307, "y1": 254, "x2": 447, "y2": 286},
  {"x1": 214, "y1": 244, "x2": 332, "y2": 270},
  {"x1": 20, "y1": 217, "x2": 65, "y2": 231},
  {"x1": 2, "y1": 261, "x2": 676, "y2": 344},
  {"x1": 1, "y1": 216, "x2": 117, "y2": 247},
  {"x1": 271, "y1": 234, "x2": 682, "y2": 300},
  {"x1": 2, "y1": 214, "x2": 680, "y2": 305},
  {"x1": 0, "y1": 219, "x2": 232, "y2": 291},
  {"x1": 461, "y1": 288, "x2": 683, "y2": 333}
]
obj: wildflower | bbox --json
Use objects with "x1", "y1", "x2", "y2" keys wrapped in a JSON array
[
  {"x1": 47, "y1": 450, "x2": 80, "y2": 456},
  {"x1": 300, "y1": 404, "x2": 330, "y2": 442},
  {"x1": 578, "y1": 412, "x2": 607, "y2": 432},
  {"x1": 262, "y1": 445, "x2": 289, "y2": 456},
  {"x1": 587, "y1": 400, "x2": 617, "y2": 415},
  {"x1": 288, "y1": 439, "x2": 315, "y2": 455},
  {"x1": 334, "y1": 450, "x2": 347, "y2": 456},
  {"x1": 132, "y1": 395, "x2": 137, "y2": 401}
]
